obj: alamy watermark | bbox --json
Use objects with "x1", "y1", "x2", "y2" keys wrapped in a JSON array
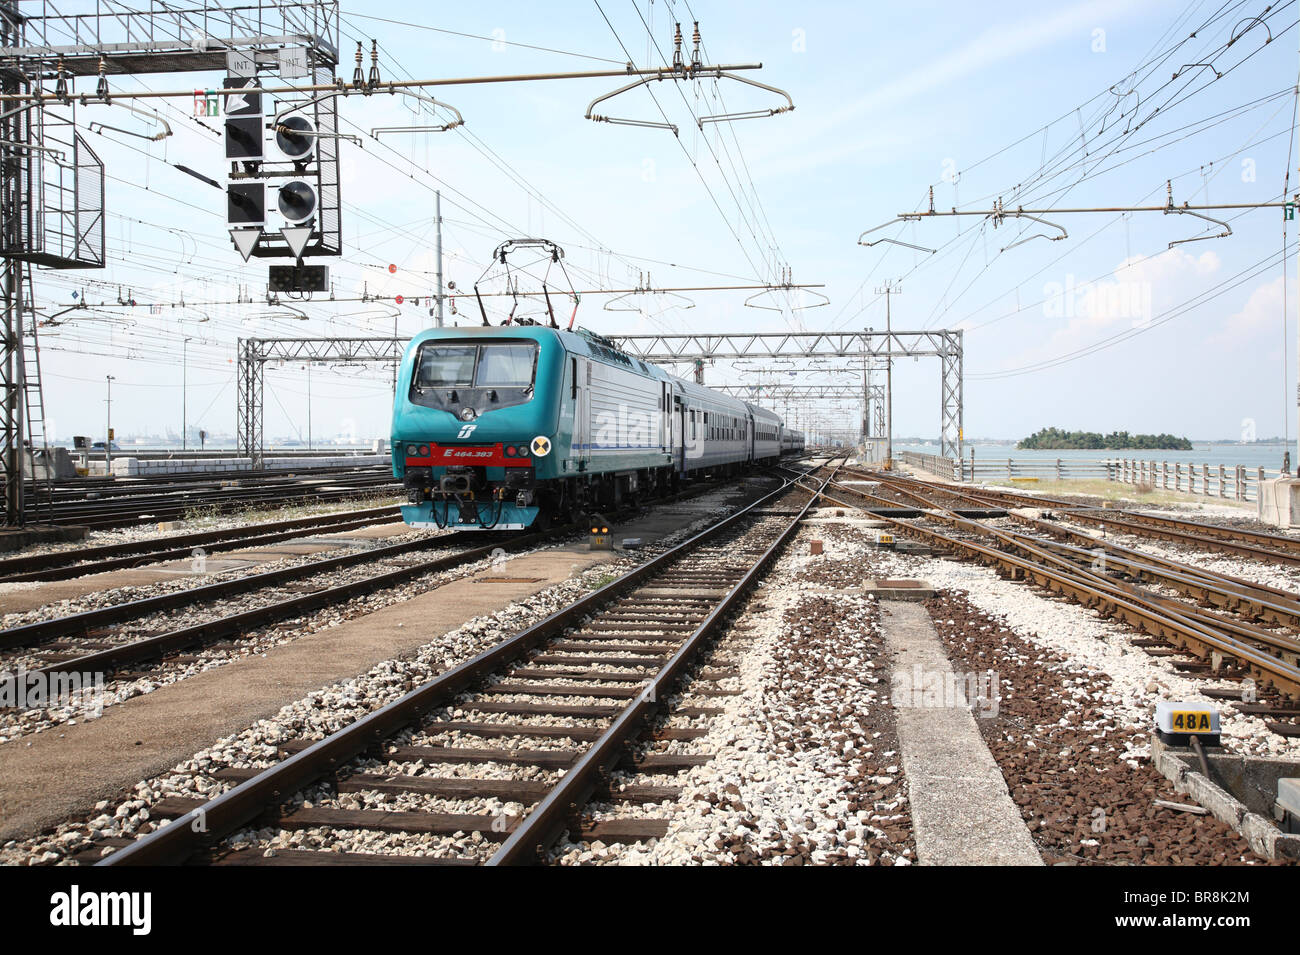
[
  {"x1": 1, "y1": 668, "x2": 105, "y2": 716},
  {"x1": 1043, "y1": 273, "x2": 1152, "y2": 328},
  {"x1": 892, "y1": 664, "x2": 1000, "y2": 717}
]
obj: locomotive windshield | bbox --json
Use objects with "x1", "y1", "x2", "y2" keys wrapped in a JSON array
[
  {"x1": 409, "y1": 339, "x2": 539, "y2": 415},
  {"x1": 415, "y1": 344, "x2": 476, "y2": 387},
  {"x1": 475, "y1": 343, "x2": 535, "y2": 387},
  {"x1": 413, "y1": 341, "x2": 537, "y2": 390}
]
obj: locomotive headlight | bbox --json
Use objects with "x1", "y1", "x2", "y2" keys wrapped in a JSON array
[
  {"x1": 406, "y1": 445, "x2": 417, "y2": 455},
  {"x1": 459, "y1": 407, "x2": 476, "y2": 422}
]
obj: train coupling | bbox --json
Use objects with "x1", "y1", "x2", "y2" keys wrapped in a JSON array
[{"x1": 439, "y1": 469, "x2": 478, "y2": 495}]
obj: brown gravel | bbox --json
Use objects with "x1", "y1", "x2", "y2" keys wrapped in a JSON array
[
  {"x1": 764, "y1": 592, "x2": 914, "y2": 865},
  {"x1": 924, "y1": 589, "x2": 1283, "y2": 866}
]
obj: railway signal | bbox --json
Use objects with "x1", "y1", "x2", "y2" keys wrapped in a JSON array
[
  {"x1": 275, "y1": 114, "x2": 315, "y2": 163},
  {"x1": 222, "y1": 76, "x2": 263, "y2": 161},
  {"x1": 277, "y1": 180, "x2": 318, "y2": 226}
]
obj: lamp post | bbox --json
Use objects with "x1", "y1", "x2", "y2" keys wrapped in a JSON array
[
  {"x1": 873, "y1": 282, "x2": 901, "y2": 468},
  {"x1": 182, "y1": 337, "x2": 192, "y2": 451},
  {"x1": 105, "y1": 374, "x2": 115, "y2": 470}
]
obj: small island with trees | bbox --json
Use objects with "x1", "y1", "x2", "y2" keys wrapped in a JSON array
[{"x1": 1017, "y1": 427, "x2": 1193, "y2": 451}]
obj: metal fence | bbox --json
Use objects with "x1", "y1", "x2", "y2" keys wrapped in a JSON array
[{"x1": 897, "y1": 451, "x2": 1275, "y2": 503}]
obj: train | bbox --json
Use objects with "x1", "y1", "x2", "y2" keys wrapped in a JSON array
[{"x1": 390, "y1": 324, "x2": 805, "y2": 530}]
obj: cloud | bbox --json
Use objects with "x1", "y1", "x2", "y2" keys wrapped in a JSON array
[
  {"x1": 741, "y1": 0, "x2": 1147, "y2": 183},
  {"x1": 1003, "y1": 247, "x2": 1223, "y2": 365},
  {"x1": 803, "y1": 0, "x2": 1138, "y2": 137},
  {"x1": 1208, "y1": 274, "x2": 1291, "y2": 348}
]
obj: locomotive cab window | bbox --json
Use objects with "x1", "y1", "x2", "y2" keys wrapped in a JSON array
[
  {"x1": 409, "y1": 339, "x2": 538, "y2": 415},
  {"x1": 475, "y1": 343, "x2": 535, "y2": 388},
  {"x1": 415, "y1": 344, "x2": 476, "y2": 388}
]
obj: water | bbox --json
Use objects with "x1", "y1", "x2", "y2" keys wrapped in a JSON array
[{"x1": 897, "y1": 442, "x2": 1293, "y2": 473}]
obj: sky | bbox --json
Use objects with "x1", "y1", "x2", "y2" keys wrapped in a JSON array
[{"x1": 23, "y1": 0, "x2": 1300, "y2": 446}]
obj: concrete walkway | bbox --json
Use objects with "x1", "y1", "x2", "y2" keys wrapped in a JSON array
[{"x1": 881, "y1": 600, "x2": 1043, "y2": 866}]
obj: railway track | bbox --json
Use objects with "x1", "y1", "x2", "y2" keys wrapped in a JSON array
[
  {"x1": 27, "y1": 467, "x2": 401, "y2": 530},
  {"x1": 860, "y1": 469, "x2": 1300, "y2": 567},
  {"x1": 786, "y1": 469, "x2": 1300, "y2": 735},
  {"x1": 0, "y1": 530, "x2": 495, "y2": 682},
  {"x1": 92, "y1": 463, "x2": 836, "y2": 866},
  {"x1": 0, "y1": 504, "x2": 403, "y2": 583},
  {"x1": 2, "y1": 468, "x2": 800, "y2": 695}
]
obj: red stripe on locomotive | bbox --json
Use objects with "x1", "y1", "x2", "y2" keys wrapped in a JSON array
[{"x1": 404, "y1": 443, "x2": 533, "y2": 468}]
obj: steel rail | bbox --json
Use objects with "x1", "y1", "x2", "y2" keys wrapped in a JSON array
[
  {"x1": 791, "y1": 473, "x2": 1300, "y2": 699},
  {"x1": 1018, "y1": 528, "x2": 1300, "y2": 632},
  {"x1": 0, "y1": 505, "x2": 402, "y2": 582},
  {"x1": 28, "y1": 475, "x2": 402, "y2": 530},
  {"x1": 1106, "y1": 510, "x2": 1300, "y2": 554},
  {"x1": 1000, "y1": 513, "x2": 1300, "y2": 621},
  {"x1": 860, "y1": 470, "x2": 1300, "y2": 616},
  {"x1": 37, "y1": 472, "x2": 395, "y2": 508},
  {"x1": 32, "y1": 465, "x2": 392, "y2": 501},
  {"x1": 954, "y1": 521, "x2": 1300, "y2": 663},
  {"x1": 36, "y1": 532, "x2": 544, "y2": 680},
  {"x1": 489, "y1": 463, "x2": 838, "y2": 864},
  {"x1": 0, "y1": 531, "x2": 470, "y2": 652},
  {"x1": 38, "y1": 469, "x2": 800, "y2": 678},
  {"x1": 878, "y1": 472, "x2": 1300, "y2": 562},
  {"x1": 98, "y1": 467, "x2": 826, "y2": 866},
  {"x1": 5, "y1": 469, "x2": 761, "y2": 652}
]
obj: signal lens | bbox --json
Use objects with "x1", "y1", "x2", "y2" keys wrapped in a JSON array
[
  {"x1": 418, "y1": 445, "x2": 429, "y2": 456},
  {"x1": 591, "y1": 527, "x2": 599, "y2": 534},
  {"x1": 601, "y1": 527, "x2": 609, "y2": 533},
  {"x1": 505, "y1": 446, "x2": 516, "y2": 457}
]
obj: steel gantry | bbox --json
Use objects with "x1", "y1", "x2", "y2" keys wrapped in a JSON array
[
  {"x1": 607, "y1": 329, "x2": 964, "y2": 458},
  {"x1": 237, "y1": 336, "x2": 404, "y2": 461},
  {"x1": 237, "y1": 328, "x2": 964, "y2": 460},
  {"x1": 0, "y1": 1, "x2": 341, "y2": 523}
]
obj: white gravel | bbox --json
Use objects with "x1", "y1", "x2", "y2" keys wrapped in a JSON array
[
  {"x1": 558, "y1": 522, "x2": 914, "y2": 866},
  {"x1": 0, "y1": 481, "x2": 759, "y2": 865}
]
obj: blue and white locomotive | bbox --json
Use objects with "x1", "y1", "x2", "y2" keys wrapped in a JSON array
[{"x1": 390, "y1": 324, "x2": 804, "y2": 530}]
